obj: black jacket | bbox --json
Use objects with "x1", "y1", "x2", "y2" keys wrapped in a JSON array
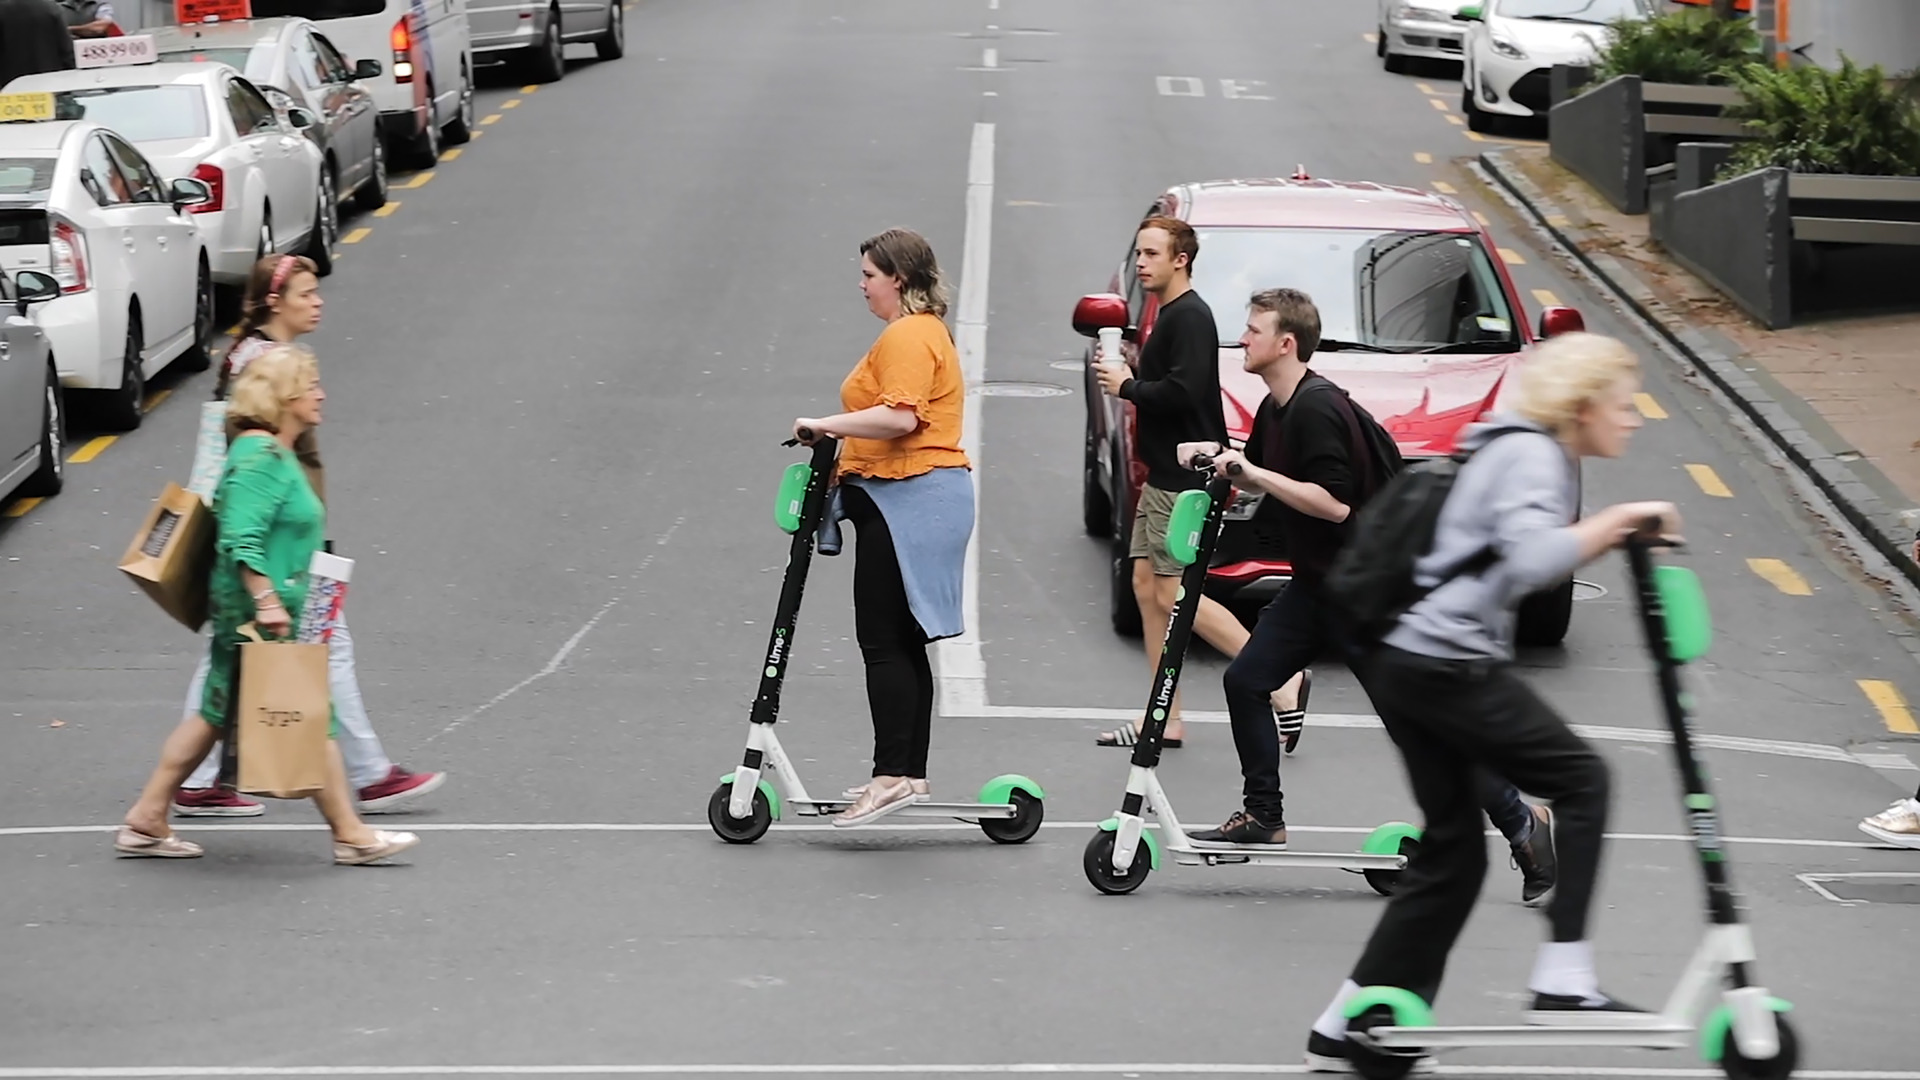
[{"x1": 0, "y1": 0, "x2": 76, "y2": 88}]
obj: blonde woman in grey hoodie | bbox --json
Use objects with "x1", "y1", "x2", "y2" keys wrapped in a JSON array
[{"x1": 1304, "y1": 332, "x2": 1683, "y2": 1074}]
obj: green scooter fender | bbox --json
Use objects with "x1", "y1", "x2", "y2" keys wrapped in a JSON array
[
  {"x1": 1096, "y1": 816, "x2": 1160, "y2": 870},
  {"x1": 719, "y1": 772, "x2": 783, "y2": 820}
]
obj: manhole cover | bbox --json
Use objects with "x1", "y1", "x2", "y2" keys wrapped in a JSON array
[
  {"x1": 974, "y1": 381, "x2": 1072, "y2": 398},
  {"x1": 1798, "y1": 872, "x2": 1920, "y2": 905},
  {"x1": 1572, "y1": 579, "x2": 1607, "y2": 601},
  {"x1": 1049, "y1": 358, "x2": 1085, "y2": 371}
]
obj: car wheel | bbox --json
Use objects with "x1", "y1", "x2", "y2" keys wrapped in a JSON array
[
  {"x1": 1082, "y1": 426, "x2": 1112, "y2": 538},
  {"x1": 18, "y1": 364, "x2": 65, "y2": 499},
  {"x1": 1376, "y1": 25, "x2": 1387, "y2": 57},
  {"x1": 177, "y1": 259, "x2": 214, "y2": 373},
  {"x1": 255, "y1": 209, "x2": 273, "y2": 263},
  {"x1": 1110, "y1": 530, "x2": 1142, "y2": 638},
  {"x1": 1383, "y1": 39, "x2": 1410, "y2": 73},
  {"x1": 526, "y1": 10, "x2": 565, "y2": 83},
  {"x1": 596, "y1": 0, "x2": 625, "y2": 60},
  {"x1": 304, "y1": 166, "x2": 338, "y2": 276},
  {"x1": 1463, "y1": 72, "x2": 1495, "y2": 132},
  {"x1": 355, "y1": 133, "x2": 388, "y2": 211},
  {"x1": 1516, "y1": 579, "x2": 1575, "y2": 647},
  {"x1": 100, "y1": 311, "x2": 144, "y2": 433},
  {"x1": 443, "y1": 73, "x2": 474, "y2": 146}
]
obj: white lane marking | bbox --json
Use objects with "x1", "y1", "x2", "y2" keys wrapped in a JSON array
[
  {"x1": 1156, "y1": 75, "x2": 1204, "y2": 97},
  {"x1": 983, "y1": 46, "x2": 997, "y2": 68},
  {"x1": 427, "y1": 516, "x2": 684, "y2": 742},
  {"x1": 1798, "y1": 871, "x2": 1920, "y2": 905},
  {"x1": 937, "y1": 123, "x2": 994, "y2": 716},
  {"x1": 0, "y1": 1066, "x2": 1915, "y2": 1078},
  {"x1": 0, "y1": 821, "x2": 1878, "y2": 850},
  {"x1": 938, "y1": 703, "x2": 1883, "y2": 766},
  {"x1": 988, "y1": 0, "x2": 998, "y2": 8},
  {"x1": 1219, "y1": 79, "x2": 1271, "y2": 100}
]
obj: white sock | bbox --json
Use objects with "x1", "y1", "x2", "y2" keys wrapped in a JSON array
[
  {"x1": 1311, "y1": 979, "x2": 1363, "y2": 1041},
  {"x1": 1529, "y1": 940, "x2": 1600, "y2": 1001}
]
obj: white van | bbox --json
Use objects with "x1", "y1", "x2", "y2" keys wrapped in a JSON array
[{"x1": 213, "y1": 0, "x2": 474, "y2": 169}]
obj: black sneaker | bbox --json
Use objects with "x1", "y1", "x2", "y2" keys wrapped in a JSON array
[
  {"x1": 1190, "y1": 809, "x2": 1287, "y2": 845},
  {"x1": 1511, "y1": 805, "x2": 1557, "y2": 908},
  {"x1": 1304, "y1": 1030, "x2": 1437, "y2": 1074},
  {"x1": 1527, "y1": 991, "x2": 1656, "y2": 1026}
]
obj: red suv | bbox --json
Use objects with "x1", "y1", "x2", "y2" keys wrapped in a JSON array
[{"x1": 1072, "y1": 175, "x2": 1586, "y2": 644}]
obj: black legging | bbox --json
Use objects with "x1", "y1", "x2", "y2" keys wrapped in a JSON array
[{"x1": 843, "y1": 484, "x2": 934, "y2": 779}]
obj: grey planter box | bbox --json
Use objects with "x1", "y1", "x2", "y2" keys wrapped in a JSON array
[{"x1": 1550, "y1": 73, "x2": 1747, "y2": 214}]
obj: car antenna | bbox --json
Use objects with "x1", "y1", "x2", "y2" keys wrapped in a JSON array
[{"x1": 1291, "y1": 164, "x2": 1311, "y2": 180}]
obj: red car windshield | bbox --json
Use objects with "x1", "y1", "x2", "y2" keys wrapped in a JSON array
[{"x1": 1188, "y1": 226, "x2": 1523, "y2": 353}]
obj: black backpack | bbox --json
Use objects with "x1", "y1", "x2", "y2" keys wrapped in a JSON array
[
  {"x1": 1324, "y1": 426, "x2": 1536, "y2": 647},
  {"x1": 1285, "y1": 377, "x2": 1405, "y2": 506}
]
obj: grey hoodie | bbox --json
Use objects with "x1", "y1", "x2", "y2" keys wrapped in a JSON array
[{"x1": 1384, "y1": 413, "x2": 1583, "y2": 662}]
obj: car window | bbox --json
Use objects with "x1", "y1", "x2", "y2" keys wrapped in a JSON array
[
  {"x1": 1496, "y1": 0, "x2": 1653, "y2": 23},
  {"x1": 50, "y1": 86, "x2": 211, "y2": 141},
  {"x1": 81, "y1": 136, "x2": 131, "y2": 206},
  {"x1": 226, "y1": 77, "x2": 278, "y2": 135},
  {"x1": 311, "y1": 33, "x2": 355, "y2": 82},
  {"x1": 101, "y1": 134, "x2": 164, "y2": 204},
  {"x1": 154, "y1": 46, "x2": 263, "y2": 79},
  {"x1": 0, "y1": 158, "x2": 57, "y2": 197},
  {"x1": 1187, "y1": 227, "x2": 1522, "y2": 351},
  {"x1": 249, "y1": 0, "x2": 391, "y2": 20},
  {"x1": 289, "y1": 31, "x2": 328, "y2": 90}
]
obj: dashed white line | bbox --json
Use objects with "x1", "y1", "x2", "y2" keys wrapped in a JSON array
[{"x1": 983, "y1": 46, "x2": 998, "y2": 68}]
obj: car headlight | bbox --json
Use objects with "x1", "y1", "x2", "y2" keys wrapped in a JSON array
[
  {"x1": 1393, "y1": 3, "x2": 1451, "y2": 21},
  {"x1": 1223, "y1": 488, "x2": 1265, "y2": 522},
  {"x1": 1489, "y1": 33, "x2": 1528, "y2": 59}
]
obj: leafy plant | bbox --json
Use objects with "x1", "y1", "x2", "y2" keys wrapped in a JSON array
[
  {"x1": 1592, "y1": 8, "x2": 1761, "y2": 86},
  {"x1": 1723, "y1": 57, "x2": 1920, "y2": 177}
]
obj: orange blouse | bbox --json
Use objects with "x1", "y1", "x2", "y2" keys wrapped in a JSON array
[{"x1": 836, "y1": 313, "x2": 971, "y2": 480}]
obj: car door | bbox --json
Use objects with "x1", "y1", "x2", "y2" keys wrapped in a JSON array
[
  {"x1": 229, "y1": 76, "x2": 315, "y2": 250},
  {"x1": 0, "y1": 272, "x2": 43, "y2": 487},
  {"x1": 99, "y1": 133, "x2": 197, "y2": 351},
  {"x1": 78, "y1": 133, "x2": 171, "y2": 368},
  {"x1": 428, "y1": 0, "x2": 471, "y2": 119},
  {"x1": 311, "y1": 30, "x2": 376, "y2": 194}
]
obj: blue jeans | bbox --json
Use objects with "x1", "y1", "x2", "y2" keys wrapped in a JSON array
[{"x1": 182, "y1": 617, "x2": 393, "y2": 791}]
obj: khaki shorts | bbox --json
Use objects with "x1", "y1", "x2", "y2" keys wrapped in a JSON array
[{"x1": 1128, "y1": 483, "x2": 1185, "y2": 577}]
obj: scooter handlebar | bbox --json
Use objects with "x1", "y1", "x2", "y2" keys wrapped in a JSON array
[
  {"x1": 1627, "y1": 515, "x2": 1685, "y2": 550},
  {"x1": 782, "y1": 425, "x2": 819, "y2": 448},
  {"x1": 1189, "y1": 452, "x2": 1242, "y2": 477}
]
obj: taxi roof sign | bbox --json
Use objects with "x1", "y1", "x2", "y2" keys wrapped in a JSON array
[
  {"x1": 76, "y1": 34, "x2": 159, "y2": 69},
  {"x1": 0, "y1": 93, "x2": 57, "y2": 124}
]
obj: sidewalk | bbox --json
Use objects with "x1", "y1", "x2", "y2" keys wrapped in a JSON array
[{"x1": 1475, "y1": 145, "x2": 1920, "y2": 587}]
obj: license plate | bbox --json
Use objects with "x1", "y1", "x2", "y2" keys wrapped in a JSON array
[{"x1": 0, "y1": 93, "x2": 56, "y2": 123}]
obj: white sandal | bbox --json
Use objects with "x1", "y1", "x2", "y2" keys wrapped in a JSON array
[{"x1": 334, "y1": 830, "x2": 420, "y2": 865}]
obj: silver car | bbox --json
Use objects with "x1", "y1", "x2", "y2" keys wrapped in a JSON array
[
  {"x1": 1378, "y1": 0, "x2": 1471, "y2": 71},
  {"x1": 0, "y1": 268, "x2": 66, "y2": 509},
  {"x1": 468, "y1": 0, "x2": 626, "y2": 84}
]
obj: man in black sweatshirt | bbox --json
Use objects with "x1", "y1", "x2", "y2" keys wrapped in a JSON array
[{"x1": 1091, "y1": 216, "x2": 1249, "y2": 747}]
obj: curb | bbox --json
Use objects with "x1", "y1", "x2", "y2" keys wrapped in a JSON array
[{"x1": 1477, "y1": 148, "x2": 1920, "y2": 595}]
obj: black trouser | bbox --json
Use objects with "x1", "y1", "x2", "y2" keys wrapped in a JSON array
[
  {"x1": 1348, "y1": 645, "x2": 1612, "y2": 1006},
  {"x1": 1222, "y1": 581, "x2": 1539, "y2": 846},
  {"x1": 843, "y1": 484, "x2": 933, "y2": 779}
]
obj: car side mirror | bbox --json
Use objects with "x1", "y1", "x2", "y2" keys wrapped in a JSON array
[
  {"x1": 1071, "y1": 293, "x2": 1131, "y2": 339},
  {"x1": 285, "y1": 106, "x2": 317, "y2": 130},
  {"x1": 353, "y1": 58, "x2": 382, "y2": 80},
  {"x1": 1457, "y1": 4, "x2": 1484, "y2": 20},
  {"x1": 1537, "y1": 305, "x2": 1585, "y2": 338},
  {"x1": 167, "y1": 177, "x2": 213, "y2": 209},
  {"x1": 14, "y1": 270, "x2": 60, "y2": 314}
]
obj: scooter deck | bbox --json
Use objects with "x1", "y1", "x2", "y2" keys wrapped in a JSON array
[
  {"x1": 1170, "y1": 841, "x2": 1405, "y2": 870},
  {"x1": 788, "y1": 798, "x2": 1018, "y2": 820},
  {"x1": 1360, "y1": 1019, "x2": 1691, "y2": 1051}
]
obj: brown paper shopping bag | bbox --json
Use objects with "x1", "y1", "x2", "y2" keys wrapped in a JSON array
[
  {"x1": 117, "y1": 482, "x2": 216, "y2": 632},
  {"x1": 234, "y1": 627, "x2": 332, "y2": 799}
]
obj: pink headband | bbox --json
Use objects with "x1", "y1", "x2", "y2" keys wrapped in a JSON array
[{"x1": 267, "y1": 255, "x2": 298, "y2": 296}]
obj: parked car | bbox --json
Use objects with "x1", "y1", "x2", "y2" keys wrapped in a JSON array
[
  {"x1": 1071, "y1": 175, "x2": 1588, "y2": 645},
  {"x1": 9, "y1": 58, "x2": 332, "y2": 290},
  {"x1": 0, "y1": 269, "x2": 67, "y2": 506},
  {"x1": 1377, "y1": 0, "x2": 1471, "y2": 72},
  {"x1": 0, "y1": 115, "x2": 214, "y2": 431},
  {"x1": 468, "y1": 0, "x2": 624, "y2": 82},
  {"x1": 243, "y1": 0, "x2": 475, "y2": 169},
  {"x1": 150, "y1": 17, "x2": 389, "y2": 217},
  {"x1": 1458, "y1": 0, "x2": 1657, "y2": 131}
]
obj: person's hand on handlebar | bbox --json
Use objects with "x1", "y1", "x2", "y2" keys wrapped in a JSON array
[
  {"x1": 1176, "y1": 441, "x2": 1223, "y2": 469},
  {"x1": 791, "y1": 418, "x2": 826, "y2": 446},
  {"x1": 1612, "y1": 501, "x2": 1684, "y2": 547}
]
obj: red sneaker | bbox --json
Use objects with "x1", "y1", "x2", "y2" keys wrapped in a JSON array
[
  {"x1": 356, "y1": 766, "x2": 446, "y2": 812},
  {"x1": 172, "y1": 787, "x2": 265, "y2": 817}
]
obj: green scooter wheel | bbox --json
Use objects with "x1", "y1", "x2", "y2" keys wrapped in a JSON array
[
  {"x1": 1344, "y1": 988, "x2": 1434, "y2": 1080},
  {"x1": 1717, "y1": 1010, "x2": 1800, "y2": 1080},
  {"x1": 1361, "y1": 822, "x2": 1423, "y2": 896},
  {"x1": 1083, "y1": 828, "x2": 1151, "y2": 894},
  {"x1": 708, "y1": 782, "x2": 772, "y2": 844},
  {"x1": 980, "y1": 790, "x2": 1045, "y2": 844}
]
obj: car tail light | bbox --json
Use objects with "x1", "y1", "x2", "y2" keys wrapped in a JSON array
[
  {"x1": 50, "y1": 217, "x2": 89, "y2": 294},
  {"x1": 189, "y1": 163, "x2": 223, "y2": 214},
  {"x1": 391, "y1": 17, "x2": 414, "y2": 82}
]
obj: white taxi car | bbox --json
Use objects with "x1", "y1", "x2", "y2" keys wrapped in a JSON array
[
  {"x1": 0, "y1": 106, "x2": 215, "y2": 432},
  {"x1": 1377, "y1": 1, "x2": 1470, "y2": 72},
  {"x1": 1458, "y1": 0, "x2": 1656, "y2": 130},
  {"x1": 6, "y1": 55, "x2": 332, "y2": 291}
]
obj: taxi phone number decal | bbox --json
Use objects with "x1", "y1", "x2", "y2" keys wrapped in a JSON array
[
  {"x1": 0, "y1": 94, "x2": 56, "y2": 122},
  {"x1": 77, "y1": 35, "x2": 160, "y2": 69}
]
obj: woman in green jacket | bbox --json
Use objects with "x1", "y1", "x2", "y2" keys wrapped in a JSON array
[{"x1": 114, "y1": 346, "x2": 419, "y2": 866}]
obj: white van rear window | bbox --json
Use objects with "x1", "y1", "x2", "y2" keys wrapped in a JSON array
[{"x1": 251, "y1": 0, "x2": 391, "y2": 19}]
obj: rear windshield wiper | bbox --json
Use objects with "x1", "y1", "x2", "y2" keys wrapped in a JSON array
[
  {"x1": 1525, "y1": 14, "x2": 1606, "y2": 23},
  {"x1": 1317, "y1": 338, "x2": 1402, "y2": 354}
]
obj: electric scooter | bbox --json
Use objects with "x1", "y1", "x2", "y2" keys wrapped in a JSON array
[
  {"x1": 706, "y1": 429, "x2": 1046, "y2": 845},
  {"x1": 1340, "y1": 531, "x2": 1799, "y2": 1080},
  {"x1": 1081, "y1": 452, "x2": 1422, "y2": 896}
]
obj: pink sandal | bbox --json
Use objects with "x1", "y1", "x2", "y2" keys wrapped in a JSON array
[{"x1": 114, "y1": 826, "x2": 204, "y2": 859}]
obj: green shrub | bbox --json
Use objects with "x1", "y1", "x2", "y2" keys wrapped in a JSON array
[
  {"x1": 1723, "y1": 57, "x2": 1920, "y2": 177},
  {"x1": 1593, "y1": 8, "x2": 1760, "y2": 86}
]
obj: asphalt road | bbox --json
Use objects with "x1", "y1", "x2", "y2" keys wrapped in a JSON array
[{"x1": 2, "y1": 1, "x2": 1917, "y2": 1077}]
